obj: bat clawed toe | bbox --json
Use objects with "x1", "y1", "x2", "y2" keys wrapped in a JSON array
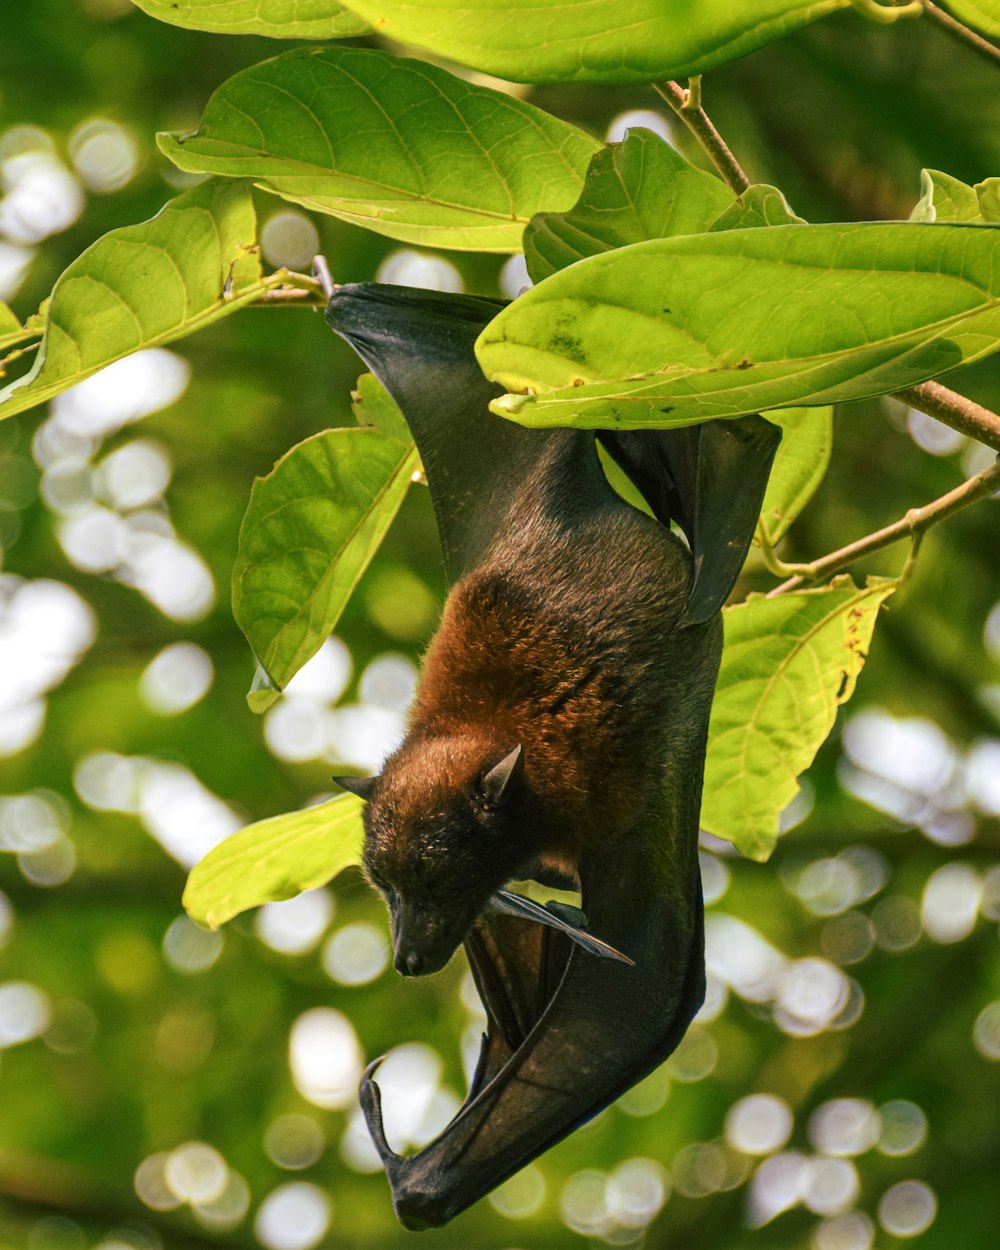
[{"x1": 359, "y1": 1057, "x2": 401, "y2": 1166}]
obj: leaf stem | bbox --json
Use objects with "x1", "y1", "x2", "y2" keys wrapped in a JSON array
[
  {"x1": 848, "y1": 0, "x2": 923, "y2": 22},
  {"x1": 920, "y1": 1, "x2": 1000, "y2": 67},
  {"x1": 652, "y1": 81, "x2": 750, "y2": 194},
  {"x1": 767, "y1": 456, "x2": 1000, "y2": 594},
  {"x1": 897, "y1": 379, "x2": 1000, "y2": 453}
]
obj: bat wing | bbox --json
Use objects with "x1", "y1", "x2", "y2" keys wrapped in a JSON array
[
  {"x1": 325, "y1": 283, "x2": 567, "y2": 586},
  {"x1": 360, "y1": 848, "x2": 705, "y2": 1229},
  {"x1": 598, "y1": 417, "x2": 782, "y2": 626}
]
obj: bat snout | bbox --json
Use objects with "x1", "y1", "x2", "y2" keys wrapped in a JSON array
[{"x1": 392, "y1": 910, "x2": 460, "y2": 977}]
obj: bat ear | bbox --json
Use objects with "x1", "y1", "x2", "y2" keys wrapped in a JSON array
[
  {"x1": 479, "y1": 744, "x2": 523, "y2": 806},
  {"x1": 332, "y1": 774, "x2": 378, "y2": 802}
]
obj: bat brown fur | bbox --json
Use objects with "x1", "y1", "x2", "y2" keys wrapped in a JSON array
[{"x1": 361, "y1": 439, "x2": 723, "y2": 977}]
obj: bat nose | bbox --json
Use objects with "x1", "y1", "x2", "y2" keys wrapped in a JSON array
[{"x1": 395, "y1": 948, "x2": 425, "y2": 976}]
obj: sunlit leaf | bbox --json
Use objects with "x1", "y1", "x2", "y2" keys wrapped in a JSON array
[
  {"x1": 332, "y1": 0, "x2": 846, "y2": 83},
  {"x1": 0, "y1": 180, "x2": 263, "y2": 421},
  {"x1": 130, "y1": 0, "x2": 371, "y2": 36},
  {"x1": 234, "y1": 421, "x2": 418, "y2": 712},
  {"x1": 0, "y1": 302, "x2": 23, "y2": 347},
  {"x1": 758, "y1": 406, "x2": 834, "y2": 546},
  {"x1": 183, "y1": 794, "x2": 364, "y2": 928},
  {"x1": 702, "y1": 576, "x2": 896, "y2": 860},
  {"x1": 524, "y1": 130, "x2": 733, "y2": 283},
  {"x1": 941, "y1": 0, "x2": 1000, "y2": 36},
  {"x1": 351, "y1": 370, "x2": 410, "y2": 442},
  {"x1": 478, "y1": 222, "x2": 1000, "y2": 430},
  {"x1": 708, "y1": 183, "x2": 804, "y2": 230},
  {"x1": 158, "y1": 46, "x2": 599, "y2": 252},
  {"x1": 910, "y1": 169, "x2": 1000, "y2": 225}
]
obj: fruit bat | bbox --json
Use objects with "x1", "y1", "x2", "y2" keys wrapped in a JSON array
[{"x1": 324, "y1": 280, "x2": 779, "y2": 1229}]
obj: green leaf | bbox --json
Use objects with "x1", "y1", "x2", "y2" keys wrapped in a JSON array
[
  {"x1": 233, "y1": 424, "x2": 418, "y2": 712},
  {"x1": 909, "y1": 169, "x2": 1000, "y2": 225},
  {"x1": 183, "y1": 794, "x2": 364, "y2": 929},
  {"x1": 478, "y1": 222, "x2": 1000, "y2": 430},
  {"x1": 941, "y1": 0, "x2": 1000, "y2": 36},
  {"x1": 331, "y1": 0, "x2": 846, "y2": 84},
  {"x1": 702, "y1": 576, "x2": 895, "y2": 860},
  {"x1": 351, "y1": 371, "x2": 410, "y2": 442},
  {"x1": 0, "y1": 180, "x2": 263, "y2": 421},
  {"x1": 524, "y1": 130, "x2": 734, "y2": 283},
  {"x1": 708, "y1": 184, "x2": 804, "y2": 230},
  {"x1": 758, "y1": 406, "x2": 834, "y2": 546},
  {"x1": 0, "y1": 302, "x2": 21, "y2": 344},
  {"x1": 910, "y1": 169, "x2": 982, "y2": 222},
  {"x1": 130, "y1": 0, "x2": 371, "y2": 37},
  {"x1": 158, "y1": 47, "x2": 600, "y2": 252}
]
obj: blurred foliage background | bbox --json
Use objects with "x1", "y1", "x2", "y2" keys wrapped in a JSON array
[{"x1": 2, "y1": 4, "x2": 1000, "y2": 1250}]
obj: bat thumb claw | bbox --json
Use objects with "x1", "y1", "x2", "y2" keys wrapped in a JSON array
[{"x1": 359, "y1": 1056, "x2": 400, "y2": 1166}]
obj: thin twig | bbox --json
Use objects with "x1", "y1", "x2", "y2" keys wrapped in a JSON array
[
  {"x1": 921, "y1": 0, "x2": 1000, "y2": 67},
  {"x1": 652, "y1": 80, "x2": 750, "y2": 194},
  {"x1": 897, "y1": 380, "x2": 1000, "y2": 452},
  {"x1": 767, "y1": 457, "x2": 1000, "y2": 594}
]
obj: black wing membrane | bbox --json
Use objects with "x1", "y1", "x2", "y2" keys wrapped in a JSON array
[{"x1": 325, "y1": 283, "x2": 770, "y2": 1228}]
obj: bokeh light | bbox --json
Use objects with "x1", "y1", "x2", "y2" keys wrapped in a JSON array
[
  {"x1": 877, "y1": 1180, "x2": 937, "y2": 1237},
  {"x1": 605, "y1": 110, "x2": 675, "y2": 144},
  {"x1": 264, "y1": 1114, "x2": 326, "y2": 1171},
  {"x1": 972, "y1": 1000, "x2": 1000, "y2": 1060},
  {"x1": 68, "y1": 118, "x2": 138, "y2": 192},
  {"x1": 289, "y1": 1008, "x2": 363, "y2": 1110},
  {"x1": 162, "y1": 915, "x2": 223, "y2": 974},
  {"x1": 377, "y1": 249, "x2": 462, "y2": 292},
  {"x1": 322, "y1": 922, "x2": 390, "y2": 985},
  {"x1": 255, "y1": 889, "x2": 334, "y2": 956},
  {"x1": 139, "y1": 642, "x2": 214, "y2": 715},
  {"x1": 877, "y1": 1100, "x2": 928, "y2": 1156},
  {"x1": 808, "y1": 1099, "x2": 881, "y2": 1157},
  {"x1": 254, "y1": 1182, "x2": 331, "y2": 1250},
  {"x1": 0, "y1": 980, "x2": 51, "y2": 1047},
  {"x1": 725, "y1": 1094, "x2": 794, "y2": 1156},
  {"x1": 260, "y1": 210, "x2": 320, "y2": 270},
  {"x1": 488, "y1": 1165, "x2": 546, "y2": 1219}
]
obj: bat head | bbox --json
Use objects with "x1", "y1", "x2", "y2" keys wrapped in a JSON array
[{"x1": 356, "y1": 740, "x2": 528, "y2": 977}]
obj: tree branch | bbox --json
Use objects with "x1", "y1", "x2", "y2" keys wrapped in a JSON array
[
  {"x1": 652, "y1": 80, "x2": 750, "y2": 194},
  {"x1": 767, "y1": 456, "x2": 1000, "y2": 594},
  {"x1": 920, "y1": 1, "x2": 1000, "y2": 67},
  {"x1": 897, "y1": 379, "x2": 1000, "y2": 452}
]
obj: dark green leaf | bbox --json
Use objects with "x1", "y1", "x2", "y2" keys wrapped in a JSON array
[
  {"x1": 524, "y1": 130, "x2": 733, "y2": 283},
  {"x1": 158, "y1": 47, "x2": 599, "y2": 252}
]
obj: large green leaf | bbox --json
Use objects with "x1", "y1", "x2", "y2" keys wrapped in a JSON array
[
  {"x1": 942, "y1": 0, "x2": 1000, "y2": 36},
  {"x1": 234, "y1": 410, "x2": 418, "y2": 713},
  {"x1": 758, "y1": 406, "x2": 834, "y2": 546},
  {"x1": 524, "y1": 130, "x2": 734, "y2": 283},
  {"x1": 910, "y1": 169, "x2": 1000, "y2": 224},
  {"x1": 158, "y1": 47, "x2": 600, "y2": 252},
  {"x1": 331, "y1": 0, "x2": 845, "y2": 84},
  {"x1": 478, "y1": 222, "x2": 1000, "y2": 430},
  {"x1": 702, "y1": 577, "x2": 895, "y2": 860},
  {"x1": 0, "y1": 180, "x2": 264, "y2": 421},
  {"x1": 183, "y1": 794, "x2": 364, "y2": 929},
  {"x1": 130, "y1": 0, "x2": 370, "y2": 36}
]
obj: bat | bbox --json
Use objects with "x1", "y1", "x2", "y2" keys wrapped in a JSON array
[{"x1": 324, "y1": 281, "x2": 779, "y2": 1228}]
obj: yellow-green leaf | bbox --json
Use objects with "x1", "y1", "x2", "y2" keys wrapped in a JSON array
[
  {"x1": 479, "y1": 222, "x2": 1000, "y2": 430},
  {"x1": 131, "y1": 0, "x2": 371, "y2": 37},
  {"x1": 941, "y1": 0, "x2": 1000, "y2": 36},
  {"x1": 234, "y1": 419, "x2": 418, "y2": 712},
  {"x1": 183, "y1": 794, "x2": 364, "y2": 929},
  {"x1": 0, "y1": 180, "x2": 263, "y2": 421},
  {"x1": 759, "y1": 406, "x2": 834, "y2": 546},
  {"x1": 702, "y1": 577, "x2": 895, "y2": 861},
  {"x1": 331, "y1": 0, "x2": 846, "y2": 84}
]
